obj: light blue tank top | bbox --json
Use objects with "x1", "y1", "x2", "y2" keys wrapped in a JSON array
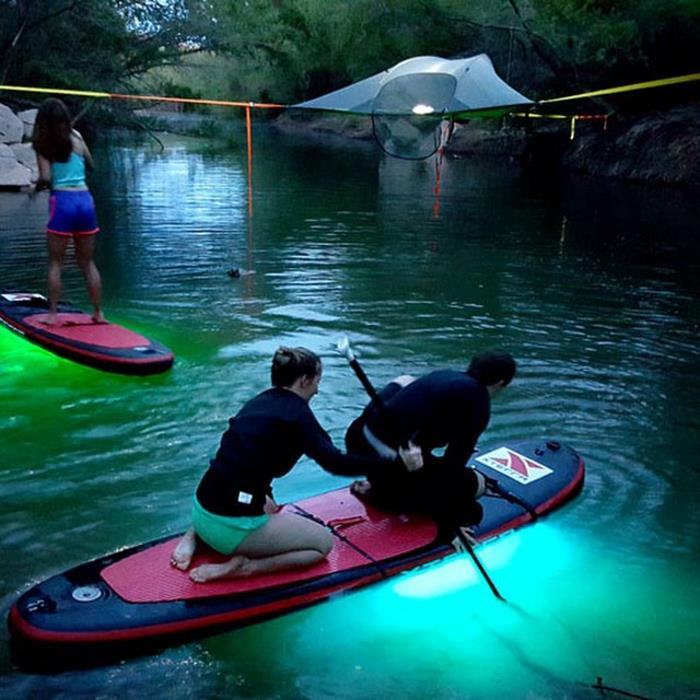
[{"x1": 52, "y1": 151, "x2": 86, "y2": 188}]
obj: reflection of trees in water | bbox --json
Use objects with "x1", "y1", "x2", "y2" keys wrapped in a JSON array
[
  {"x1": 0, "y1": 192, "x2": 48, "y2": 293},
  {"x1": 91, "y1": 140, "x2": 249, "y2": 299},
  {"x1": 557, "y1": 174, "x2": 700, "y2": 270}
]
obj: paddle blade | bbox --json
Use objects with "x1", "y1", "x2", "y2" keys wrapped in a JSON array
[{"x1": 335, "y1": 335, "x2": 355, "y2": 362}]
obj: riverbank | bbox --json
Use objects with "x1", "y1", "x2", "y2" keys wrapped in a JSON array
[
  {"x1": 2, "y1": 100, "x2": 698, "y2": 189},
  {"x1": 273, "y1": 103, "x2": 700, "y2": 188}
]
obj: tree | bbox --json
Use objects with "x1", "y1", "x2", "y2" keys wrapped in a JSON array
[{"x1": 0, "y1": 0, "x2": 207, "y2": 88}]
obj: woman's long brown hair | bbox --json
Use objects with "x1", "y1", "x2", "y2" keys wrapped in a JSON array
[{"x1": 32, "y1": 98, "x2": 73, "y2": 163}]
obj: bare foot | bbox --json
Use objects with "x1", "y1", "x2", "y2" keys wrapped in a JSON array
[
  {"x1": 350, "y1": 479, "x2": 373, "y2": 499},
  {"x1": 189, "y1": 555, "x2": 250, "y2": 583},
  {"x1": 170, "y1": 528, "x2": 197, "y2": 571},
  {"x1": 40, "y1": 314, "x2": 63, "y2": 327},
  {"x1": 92, "y1": 310, "x2": 106, "y2": 324}
]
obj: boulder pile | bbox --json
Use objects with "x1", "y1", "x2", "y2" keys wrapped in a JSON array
[{"x1": 0, "y1": 103, "x2": 38, "y2": 188}]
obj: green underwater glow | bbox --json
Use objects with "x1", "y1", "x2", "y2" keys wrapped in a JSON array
[{"x1": 0, "y1": 326, "x2": 63, "y2": 376}]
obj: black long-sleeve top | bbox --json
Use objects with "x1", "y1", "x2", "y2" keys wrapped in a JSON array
[
  {"x1": 366, "y1": 369, "x2": 490, "y2": 476},
  {"x1": 197, "y1": 387, "x2": 402, "y2": 517}
]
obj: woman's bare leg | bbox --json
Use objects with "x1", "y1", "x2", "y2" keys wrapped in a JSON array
[
  {"x1": 46, "y1": 233, "x2": 70, "y2": 324},
  {"x1": 74, "y1": 234, "x2": 104, "y2": 322},
  {"x1": 189, "y1": 512, "x2": 333, "y2": 583}
]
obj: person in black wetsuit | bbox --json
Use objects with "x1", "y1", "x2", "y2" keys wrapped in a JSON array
[
  {"x1": 171, "y1": 346, "x2": 422, "y2": 583},
  {"x1": 345, "y1": 350, "x2": 516, "y2": 541}
]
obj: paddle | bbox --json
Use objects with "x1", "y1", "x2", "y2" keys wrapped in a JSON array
[{"x1": 335, "y1": 335, "x2": 508, "y2": 602}]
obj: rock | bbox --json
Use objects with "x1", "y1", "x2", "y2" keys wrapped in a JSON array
[
  {"x1": 0, "y1": 103, "x2": 24, "y2": 144},
  {"x1": 10, "y1": 142, "x2": 38, "y2": 181},
  {"x1": 447, "y1": 122, "x2": 528, "y2": 158},
  {"x1": 0, "y1": 143, "x2": 32, "y2": 186},
  {"x1": 18, "y1": 108, "x2": 37, "y2": 141},
  {"x1": 561, "y1": 105, "x2": 700, "y2": 187}
]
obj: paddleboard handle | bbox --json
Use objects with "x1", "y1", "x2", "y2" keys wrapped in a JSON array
[{"x1": 481, "y1": 473, "x2": 538, "y2": 520}]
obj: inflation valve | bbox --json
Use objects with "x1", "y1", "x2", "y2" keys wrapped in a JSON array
[{"x1": 72, "y1": 585, "x2": 102, "y2": 602}]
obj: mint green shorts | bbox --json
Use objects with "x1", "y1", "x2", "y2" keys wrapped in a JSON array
[{"x1": 192, "y1": 496, "x2": 269, "y2": 555}]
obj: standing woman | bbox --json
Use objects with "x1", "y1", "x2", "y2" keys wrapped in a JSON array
[
  {"x1": 171, "y1": 347, "x2": 421, "y2": 583},
  {"x1": 32, "y1": 98, "x2": 104, "y2": 326}
]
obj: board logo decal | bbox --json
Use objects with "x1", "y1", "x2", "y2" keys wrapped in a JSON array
[
  {"x1": 476, "y1": 447, "x2": 553, "y2": 484},
  {"x1": 1, "y1": 292, "x2": 46, "y2": 302}
]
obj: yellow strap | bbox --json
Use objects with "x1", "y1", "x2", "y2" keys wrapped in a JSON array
[
  {"x1": 541, "y1": 72, "x2": 700, "y2": 104},
  {"x1": 0, "y1": 84, "x2": 110, "y2": 98},
  {"x1": 3, "y1": 69, "x2": 699, "y2": 111},
  {"x1": 0, "y1": 84, "x2": 284, "y2": 109},
  {"x1": 510, "y1": 112, "x2": 570, "y2": 119}
]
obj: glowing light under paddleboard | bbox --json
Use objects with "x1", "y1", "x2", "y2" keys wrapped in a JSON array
[
  {"x1": 393, "y1": 524, "x2": 571, "y2": 599},
  {"x1": 0, "y1": 327, "x2": 54, "y2": 370}
]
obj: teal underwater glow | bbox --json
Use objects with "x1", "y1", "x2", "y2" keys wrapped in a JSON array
[{"x1": 392, "y1": 523, "x2": 570, "y2": 600}]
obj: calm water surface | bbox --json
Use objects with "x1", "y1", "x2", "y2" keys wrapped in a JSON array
[{"x1": 0, "y1": 126, "x2": 698, "y2": 699}]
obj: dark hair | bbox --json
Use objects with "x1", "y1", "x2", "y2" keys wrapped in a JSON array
[
  {"x1": 271, "y1": 347, "x2": 321, "y2": 388},
  {"x1": 32, "y1": 98, "x2": 73, "y2": 163},
  {"x1": 467, "y1": 350, "x2": 516, "y2": 387}
]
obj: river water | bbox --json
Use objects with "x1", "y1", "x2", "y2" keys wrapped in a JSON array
[{"x1": 0, "y1": 126, "x2": 698, "y2": 699}]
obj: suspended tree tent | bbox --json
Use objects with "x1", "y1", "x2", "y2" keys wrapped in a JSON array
[{"x1": 291, "y1": 54, "x2": 534, "y2": 159}]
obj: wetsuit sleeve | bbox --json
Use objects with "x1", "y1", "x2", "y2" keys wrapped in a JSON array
[
  {"x1": 300, "y1": 407, "x2": 405, "y2": 480},
  {"x1": 440, "y1": 428, "x2": 483, "y2": 471},
  {"x1": 423, "y1": 397, "x2": 489, "y2": 473}
]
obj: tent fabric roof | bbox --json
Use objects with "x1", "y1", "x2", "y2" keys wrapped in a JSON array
[{"x1": 292, "y1": 54, "x2": 533, "y2": 117}]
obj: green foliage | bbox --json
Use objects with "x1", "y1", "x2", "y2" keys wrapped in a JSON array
[
  {"x1": 527, "y1": 0, "x2": 700, "y2": 81},
  {"x1": 193, "y1": 0, "x2": 699, "y2": 104},
  {"x1": 1, "y1": 0, "x2": 697, "y2": 113},
  {"x1": 200, "y1": 0, "x2": 483, "y2": 103},
  {"x1": 156, "y1": 79, "x2": 203, "y2": 112},
  {"x1": 140, "y1": 53, "x2": 240, "y2": 116},
  {"x1": 0, "y1": 0, "x2": 203, "y2": 89}
]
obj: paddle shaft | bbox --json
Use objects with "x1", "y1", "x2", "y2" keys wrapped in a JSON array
[
  {"x1": 338, "y1": 337, "x2": 507, "y2": 602},
  {"x1": 347, "y1": 357, "x2": 382, "y2": 405},
  {"x1": 454, "y1": 529, "x2": 506, "y2": 602}
]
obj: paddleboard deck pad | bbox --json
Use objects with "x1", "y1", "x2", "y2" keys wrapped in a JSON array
[
  {"x1": 9, "y1": 439, "x2": 584, "y2": 664},
  {"x1": 0, "y1": 292, "x2": 173, "y2": 375}
]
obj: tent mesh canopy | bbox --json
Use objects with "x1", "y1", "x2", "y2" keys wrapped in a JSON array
[
  {"x1": 372, "y1": 73, "x2": 456, "y2": 159},
  {"x1": 372, "y1": 113, "x2": 453, "y2": 160},
  {"x1": 292, "y1": 54, "x2": 533, "y2": 160}
]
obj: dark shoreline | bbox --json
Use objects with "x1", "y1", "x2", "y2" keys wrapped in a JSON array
[
  {"x1": 272, "y1": 103, "x2": 700, "y2": 188},
  {"x1": 3, "y1": 101, "x2": 698, "y2": 190}
]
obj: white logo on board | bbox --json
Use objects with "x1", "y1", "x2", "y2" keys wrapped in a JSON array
[{"x1": 476, "y1": 447, "x2": 553, "y2": 484}]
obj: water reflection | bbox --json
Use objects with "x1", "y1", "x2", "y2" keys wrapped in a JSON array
[{"x1": 0, "y1": 128, "x2": 698, "y2": 698}]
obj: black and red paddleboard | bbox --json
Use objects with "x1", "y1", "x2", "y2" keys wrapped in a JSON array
[
  {"x1": 0, "y1": 292, "x2": 173, "y2": 375},
  {"x1": 8, "y1": 439, "x2": 584, "y2": 664}
]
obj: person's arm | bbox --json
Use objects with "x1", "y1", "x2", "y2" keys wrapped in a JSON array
[
  {"x1": 300, "y1": 407, "x2": 410, "y2": 479},
  {"x1": 34, "y1": 153, "x2": 51, "y2": 191},
  {"x1": 440, "y1": 431, "x2": 482, "y2": 472},
  {"x1": 428, "y1": 394, "x2": 489, "y2": 473},
  {"x1": 72, "y1": 129, "x2": 94, "y2": 170}
]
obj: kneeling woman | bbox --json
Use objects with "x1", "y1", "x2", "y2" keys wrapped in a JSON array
[{"x1": 172, "y1": 347, "x2": 420, "y2": 583}]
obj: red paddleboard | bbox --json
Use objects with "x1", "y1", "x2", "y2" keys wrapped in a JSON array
[
  {"x1": 9, "y1": 439, "x2": 584, "y2": 666},
  {"x1": 0, "y1": 291, "x2": 173, "y2": 375}
]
